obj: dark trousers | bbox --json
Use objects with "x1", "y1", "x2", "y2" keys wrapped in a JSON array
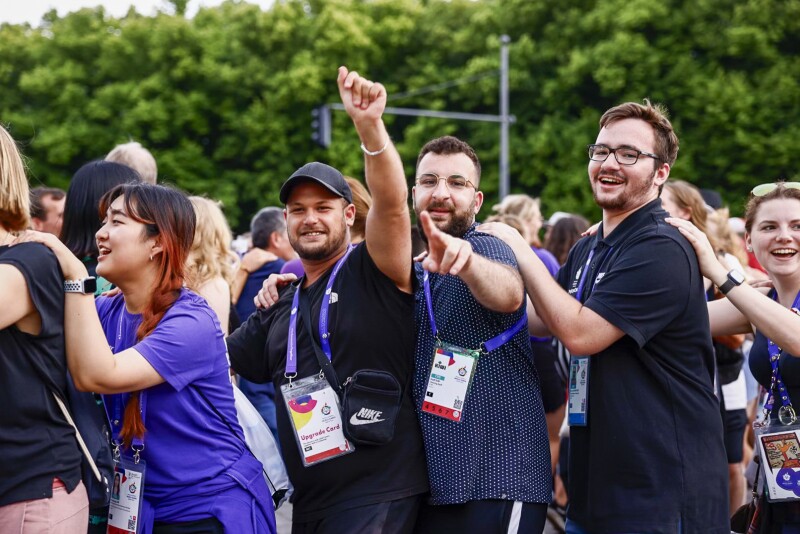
[
  {"x1": 415, "y1": 499, "x2": 547, "y2": 534},
  {"x1": 292, "y1": 495, "x2": 422, "y2": 534}
]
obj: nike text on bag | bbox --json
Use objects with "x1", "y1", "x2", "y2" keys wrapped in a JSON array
[{"x1": 341, "y1": 370, "x2": 402, "y2": 446}]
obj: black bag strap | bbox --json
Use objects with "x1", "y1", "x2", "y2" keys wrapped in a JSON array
[{"x1": 297, "y1": 288, "x2": 342, "y2": 392}]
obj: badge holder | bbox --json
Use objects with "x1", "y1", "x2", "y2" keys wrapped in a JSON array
[
  {"x1": 421, "y1": 340, "x2": 480, "y2": 423},
  {"x1": 754, "y1": 311, "x2": 800, "y2": 503},
  {"x1": 754, "y1": 407, "x2": 800, "y2": 502},
  {"x1": 107, "y1": 443, "x2": 146, "y2": 534},
  {"x1": 568, "y1": 356, "x2": 590, "y2": 426},
  {"x1": 281, "y1": 374, "x2": 354, "y2": 467}
]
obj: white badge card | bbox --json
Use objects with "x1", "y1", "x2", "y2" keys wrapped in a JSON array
[
  {"x1": 756, "y1": 425, "x2": 800, "y2": 502},
  {"x1": 421, "y1": 343, "x2": 479, "y2": 423},
  {"x1": 568, "y1": 356, "x2": 590, "y2": 426},
  {"x1": 280, "y1": 375, "x2": 354, "y2": 467},
  {"x1": 107, "y1": 457, "x2": 146, "y2": 534}
]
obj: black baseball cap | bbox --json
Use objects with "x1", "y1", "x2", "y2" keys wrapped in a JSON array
[{"x1": 279, "y1": 162, "x2": 353, "y2": 204}]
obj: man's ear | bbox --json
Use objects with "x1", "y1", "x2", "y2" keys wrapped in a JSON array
[
  {"x1": 473, "y1": 191, "x2": 484, "y2": 215},
  {"x1": 30, "y1": 218, "x2": 45, "y2": 231},
  {"x1": 344, "y1": 203, "x2": 356, "y2": 227}
]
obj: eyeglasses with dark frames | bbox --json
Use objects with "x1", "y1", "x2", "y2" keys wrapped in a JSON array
[
  {"x1": 587, "y1": 144, "x2": 661, "y2": 166},
  {"x1": 415, "y1": 173, "x2": 475, "y2": 191}
]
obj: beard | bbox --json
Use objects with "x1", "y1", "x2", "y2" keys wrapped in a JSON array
[
  {"x1": 288, "y1": 215, "x2": 349, "y2": 261},
  {"x1": 415, "y1": 197, "x2": 477, "y2": 241},
  {"x1": 591, "y1": 168, "x2": 656, "y2": 212}
]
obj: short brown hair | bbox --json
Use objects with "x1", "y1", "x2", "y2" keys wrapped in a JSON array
[
  {"x1": 744, "y1": 182, "x2": 800, "y2": 233},
  {"x1": 30, "y1": 186, "x2": 65, "y2": 220},
  {"x1": 0, "y1": 125, "x2": 30, "y2": 231},
  {"x1": 416, "y1": 136, "x2": 481, "y2": 183},
  {"x1": 600, "y1": 99, "x2": 679, "y2": 167}
]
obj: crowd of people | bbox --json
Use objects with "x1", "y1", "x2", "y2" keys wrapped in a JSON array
[{"x1": 1, "y1": 65, "x2": 797, "y2": 534}]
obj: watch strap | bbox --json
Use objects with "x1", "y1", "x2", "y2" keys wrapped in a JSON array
[
  {"x1": 64, "y1": 277, "x2": 96, "y2": 294},
  {"x1": 719, "y1": 270, "x2": 743, "y2": 295}
]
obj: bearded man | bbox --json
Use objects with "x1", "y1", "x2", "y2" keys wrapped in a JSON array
[{"x1": 410, "y1": 136, "x2": 551, "y2": 533}]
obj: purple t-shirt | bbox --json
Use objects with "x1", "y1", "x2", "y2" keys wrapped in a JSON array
[
  {"x1": 533, "y1": 246, "x2": 560, "y2": 277},
  {"x1": 97, "y1": 289, "x2": 275, "y2": 532}
]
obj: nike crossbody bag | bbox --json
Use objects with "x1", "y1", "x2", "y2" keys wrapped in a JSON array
[
  {"x1": 298, "y1": 286, "x2": 403, "y2": 447},
  {"x1": 340, "y1": 370, "x2": 402, "y2": 446}
]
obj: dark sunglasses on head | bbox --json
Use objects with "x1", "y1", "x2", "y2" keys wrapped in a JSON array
[{"x1": 751, "y1": 182, "x2": 800, "y2": 197}]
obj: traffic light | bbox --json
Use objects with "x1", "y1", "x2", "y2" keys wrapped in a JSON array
[{"x1": 311, "y1": 105, "x2": 331, "y2": 148}]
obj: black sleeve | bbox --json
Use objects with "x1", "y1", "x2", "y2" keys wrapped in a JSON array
[
  {"x1": 584, "y1": 236, "x2": 693, "y2": 347},
  {"x1": 226, "y1": 309, "x2": 272, "y2": 383},
  {"x1": 0, "y1": 243, "x2": 64, "y2": 338}
]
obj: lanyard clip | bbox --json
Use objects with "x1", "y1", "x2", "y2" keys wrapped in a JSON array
[
  {"x1": 779, "y1": 405, "x2": 797, "y2": 426},
  {"x1": 284, "y1": 372, "x2": 297, "y2": 387}
]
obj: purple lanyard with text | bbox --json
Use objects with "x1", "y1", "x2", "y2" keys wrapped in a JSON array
[
  {"x1": 575, "y1": 245, "x2": 614, "y2": 303},
  {"x1": 285, "y1": 246, "x2": 354, "y2": 376},
  {"x1": 422, "y1": 270, "x2": 527, "y2": 353},
  {"x1": 104, "y1": 307, "x2": 146, "y2": 455},
  {"x1": 762, "y1": 290, "x2": 800, "y2": 424}
]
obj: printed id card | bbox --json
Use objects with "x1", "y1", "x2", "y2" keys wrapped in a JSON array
[
  {"x1": 107, "y1": 456, "x2": 146, "y2": 534},
  {"x1": 568, "y1": 356, "x2": 590, "y2": 426},
  {"x1": 756, "y1": 425, "x2": 800, "y2": 502},
  {"x1": 421, "y1": 342, "x2": 479, "y2": 422},
  {"x1": 281, "y1": 374, "x2": 354, "y2": 467}
]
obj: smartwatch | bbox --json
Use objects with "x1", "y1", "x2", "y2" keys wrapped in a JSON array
[
  {"x1": 64, "y1": 277, "x2": 97, "y2": 294},
  {"x1": 719, "y1": 270, "x2": 745, "y2": 295}
]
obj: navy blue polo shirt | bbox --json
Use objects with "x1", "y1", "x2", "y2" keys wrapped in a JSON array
[
  {"x1": 412, "y1": 224, "x2": 552, "y2": 506},
  {"x1": 557, "y1": 199, "x2": 729, "y2": 533}
]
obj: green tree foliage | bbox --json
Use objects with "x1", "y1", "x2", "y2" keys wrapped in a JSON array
[{"x1": 1, "y1": 0, "x2": 798, "y2": 230}]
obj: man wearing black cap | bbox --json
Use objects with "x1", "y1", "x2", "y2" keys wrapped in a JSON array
[{"x1": 226, "y1": 67, "x2": 428, "y2": 532}]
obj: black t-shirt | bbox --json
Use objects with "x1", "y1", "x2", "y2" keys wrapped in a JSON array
[
  {"x1": 751, "y1": 328, "x2": 800, "y2": 414},
  {"x1": 556, "y1": 199, "x2": 729, "y2": 533},
  {"x1": 0, "y1": 243, "x2": 82, "y2": 506},
  {"x1": 227, "y1": 243, "x2": 428, "y2": 522}
]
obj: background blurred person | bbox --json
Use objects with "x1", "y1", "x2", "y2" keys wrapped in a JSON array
[
  {"x1": 29, "y1": 186, "x2": 66, "y2": 236},
  {"x1": 105, "y1": 141, "x2": 157, "y2": 185},
  {"x1": 662, "y1": 179, "x2": 748, "y2": 512},
  {"x1": 232, "y1": 207, "x2": 295, "y2": 322},
  {"x1": 19, "y1": 182, "x2": 276, "y2": 533},
  {"x1": 492, "y1": 193, "x2": 559, "y2": 273},
  {"x1": 345, "y1": 176, "x2": 372, "y2": 244},
  {"x1": 0, "y1": 125, "x2": 88, "y2": 532},
  {"x1": 61, "y1": 160, "x2": 141, "y2": 295},
  {"x1": 543, "y1": 215, "x2": 591, "y2": 266},
  {"x1": 186, "y1": 196, "x2": 238, "y2": 335}
]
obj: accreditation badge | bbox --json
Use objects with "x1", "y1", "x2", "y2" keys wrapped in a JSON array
[
  {"x1": 107, "y1": 456, "x2": 146, "y2": 534},
  {"x1": 421, "y1": 342, "x2": 479, "y2": 422},
  {"x1": 755, "y1": 422, "x2": 800, "y2": 502},
  {"x1": 280, "y1": 374, "x2": 354, "y2": 467},
  {"x1": 568, "y1": 356, "x2": 590, "y2": 426}
]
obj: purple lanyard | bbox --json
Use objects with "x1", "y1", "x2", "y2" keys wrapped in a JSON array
[
  {"x1": 104, "y1": 306, "x2": 146, "y2": 452},
  {"x1": 762, "y1": 290, "x2": 800, "y2": 424},
  {"x1": 573, "y1": 244, "x2": 613, "y2": 303},
  {"x1": 105, "y1": 393, "x2": 147, "y2": 450},
  {"x1": 285, "y1": 246, "x2": 354, "y2": 376},
  {"x1": 422, "y1": 270, "x2": 527, "y2": 353}
]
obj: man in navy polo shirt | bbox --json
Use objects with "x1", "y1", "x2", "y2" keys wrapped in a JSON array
[
  {"x1": 481, "y1": 102, "x2": 729, "y2": 532},
  {"x1": 412, "y1": 136, "x2": 551, "y2": 533}
]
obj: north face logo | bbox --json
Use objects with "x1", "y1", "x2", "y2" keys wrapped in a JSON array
[{"x1": 349, "y1": 407, "x2": 384, "y2": 426}]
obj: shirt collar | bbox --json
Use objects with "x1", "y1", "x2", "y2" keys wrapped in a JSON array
[{"x1": 595, "y1": 198, "x2": 665, "y2": 248}]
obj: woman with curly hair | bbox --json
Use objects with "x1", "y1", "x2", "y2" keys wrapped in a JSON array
[{"x1": 185, "y1": 196, "x2": 238, "y2": 334}]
